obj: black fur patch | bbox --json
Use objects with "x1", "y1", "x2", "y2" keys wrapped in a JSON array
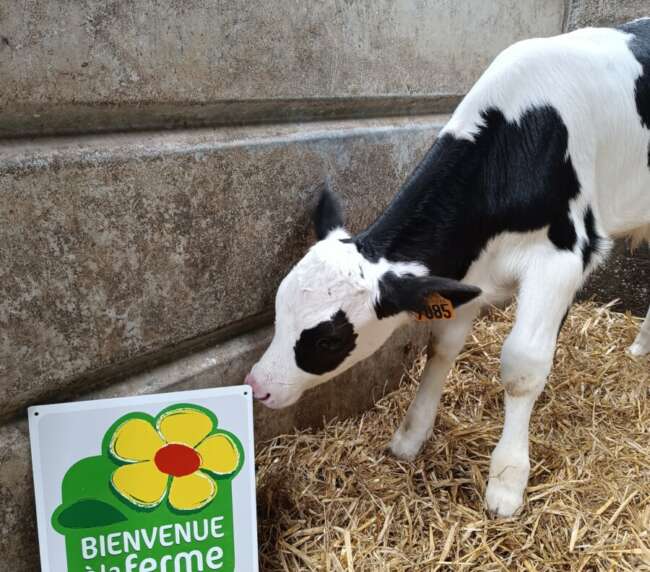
[
  {"x1": 294, "y1": 310, "x2": 357, "y2": 375},
  {"x1": 312, "y1": 183, "x2": 344, "y2": 240},
  {"x1": 548, "y1": 212, "x2": 577, "y2": 251},
  {"x1": 375, "y1": 272, "x2": 481, "y2": 319},
  {"x1": 355, "y1": 106, "x2": 581, "y2": 279},
  {"x1": 619, "y1": 20, "x2": 650, "y2": 131},
  {"x1": 582, "y1": 207, "x2": 602, "y2": 268}
]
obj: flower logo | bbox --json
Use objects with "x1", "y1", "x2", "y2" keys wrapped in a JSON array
[{"x1": 107, "y1": 405, "x2": 241, "y2": 511}]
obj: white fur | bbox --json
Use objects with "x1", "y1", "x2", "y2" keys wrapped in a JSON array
[
  {"x1": 444, "y1": 27, "x2": 650, "y2": 237},
  {"x1": 251, "y1": 26, "x2": 650, "y2": 517},
  {"x1": 629, "y1": 305, "x2": 650, "y2": 356}
]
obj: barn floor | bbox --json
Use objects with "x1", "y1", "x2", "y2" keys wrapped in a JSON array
[{"x1": 255, "y1": 302, "x2": 649, "y2": 572}]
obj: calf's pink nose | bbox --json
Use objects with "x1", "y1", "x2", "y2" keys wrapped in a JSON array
[
  {"x1": 245, "y1": 372, "x2": 271, "y2": 401},
  {"x1": 244, "y1": 372, "x2": 258, "y2": 392}
]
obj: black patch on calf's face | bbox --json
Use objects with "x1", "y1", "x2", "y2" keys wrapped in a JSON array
[
  {"x1": 355, "y1": 106, "x2": 581, "y2": 279},
  {"x1": 619, "y1": 20, "x2": 650, "y2": 131},
  {"x1": 294, "y1": 310, "x2": 358, "y2": 375}
]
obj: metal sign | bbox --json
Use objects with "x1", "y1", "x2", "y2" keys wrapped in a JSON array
[{"x1": 29, "y1": 386, "x2": 258, "y2": 572}]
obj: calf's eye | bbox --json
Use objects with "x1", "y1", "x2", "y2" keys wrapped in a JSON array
[
  {"x1": 317, "y1": 337, "x2": 343, "y2": 352},
  {"x1": 294, "y1": 309, "x2": 358, "y2": 375}
]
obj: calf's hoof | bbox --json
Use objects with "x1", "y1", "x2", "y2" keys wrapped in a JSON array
[
  {"x1": 387, "y1": 430, "x2": 422, "y2": 461},
  {"x1": 628, "y1": 340, "x2": 649, "y2": 357},
  {"x1": 485, "y1": 478, "x2": 524, "y2": 518}
]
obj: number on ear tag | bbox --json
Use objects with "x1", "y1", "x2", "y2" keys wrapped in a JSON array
[{"x1": 413, "y1": 294, "x2": 455, "y2": 321}]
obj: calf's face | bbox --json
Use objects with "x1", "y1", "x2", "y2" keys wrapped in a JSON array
[{"x1": 245, "y1": 188, "x2": 481, "y2": 409}]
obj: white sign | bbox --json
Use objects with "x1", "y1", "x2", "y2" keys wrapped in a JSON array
[{"x1": 29, "y1": 386, "x2": 259, "y2": 572}]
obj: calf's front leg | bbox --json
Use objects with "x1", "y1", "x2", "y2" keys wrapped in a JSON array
[
  {"x1": 486, "y1": 253, "x2": 582, "y2": 517},
  {"x1": 389, "y1": 309, "x2": 477, "y2": 460}
]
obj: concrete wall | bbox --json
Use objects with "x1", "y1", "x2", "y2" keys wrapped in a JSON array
[
  {"x1": 15, "y1": 0, "x2": 650, "y2": 569},
  {"x1": 565, "y1": 0, "x2": 650, "y2": 29},
  {"x1": 1, "y1": 0, "x2": 564, "y2": 137},
  {"x1": 1, "y1": 116, "x2": 442, "y2": 421},
  {"x1": 1, "y1": 1, "x2": 566, "y2": 424}
]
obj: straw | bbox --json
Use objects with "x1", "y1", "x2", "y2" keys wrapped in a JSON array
[{"x1": 257, "y1": 301, "x2": 650, "y2": 571}]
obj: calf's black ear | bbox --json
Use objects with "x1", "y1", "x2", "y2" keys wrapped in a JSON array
[
  {"x1": 312, "y1": 182, "x2": 345, "y2": 240},
  {"x1": 375, "y1": 272, "x2": 481, "y2": 319}
]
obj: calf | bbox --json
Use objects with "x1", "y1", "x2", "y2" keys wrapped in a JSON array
[{"x1": 246, "y1": 20, "x2": 650, "y2": 517}]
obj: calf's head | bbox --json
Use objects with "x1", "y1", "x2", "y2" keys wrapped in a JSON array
[{"x1": 246, "y1": 187, "x2": 480, "y2": 408}]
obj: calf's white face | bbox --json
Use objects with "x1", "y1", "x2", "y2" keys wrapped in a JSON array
[
  {"x1": 248, "y1": 230, "x2": 402, "y2": 408},
  {"x1": 245, "y1": 188, "x2": 481, "y2": 408}
]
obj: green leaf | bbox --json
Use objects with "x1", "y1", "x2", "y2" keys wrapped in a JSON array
[{"x1": 56, "y1": 499, "x2": 127, "y2": 529}]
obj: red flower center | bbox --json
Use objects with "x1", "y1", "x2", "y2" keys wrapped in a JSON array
[{"x1": 154, "y1": 444, "x2": 201, "y2": 477}]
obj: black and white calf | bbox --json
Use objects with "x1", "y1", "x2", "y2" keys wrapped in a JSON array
[{"x1": 245, "y1": 21, "x2": 650, "y2": 516}]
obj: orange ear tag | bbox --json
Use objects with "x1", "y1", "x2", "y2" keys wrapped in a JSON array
[{"x1": 413, "y1": 293, "x2": 455, "y2": 321}]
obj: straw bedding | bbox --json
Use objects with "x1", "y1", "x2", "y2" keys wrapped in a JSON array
[{"x1": 256, "y1": 302, "x2": 649, "y2": 571}]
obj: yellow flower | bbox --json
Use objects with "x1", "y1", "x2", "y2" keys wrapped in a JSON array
[{"x1": 108, "y1": 407, "x2": 240, "y2": 511}]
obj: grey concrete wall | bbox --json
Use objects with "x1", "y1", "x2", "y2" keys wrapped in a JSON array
[
  {"x1": 0, "y1": 115, "x2": 442, "y2": 421},
  {"x1": 1, "y1": 2, "x2": 572, "y2": 569},
  {"x1": 0, "y1": 0, "x2": 565, "y2": 136},
  {"x1": 1, "y1": 0, "x2": 568, "y2": 423},
  {"x1": 565, "y1": 0, "x2": 650, "y2": 30}
]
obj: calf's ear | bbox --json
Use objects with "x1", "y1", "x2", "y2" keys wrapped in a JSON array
[
  {"x1": 312, "y1": 182, "x2": 345, "y2": 240},
  {"x1": 375, "y1": 272, "x2": 481, "y2": 319}
]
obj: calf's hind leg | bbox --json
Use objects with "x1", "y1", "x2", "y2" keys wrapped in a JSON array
[
  {"x1": 629, "y1": 304, "x2": 650, "y2": 357},
  {"x1": 486, "y1": 251, "x2": 583, "y2": 517}
]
